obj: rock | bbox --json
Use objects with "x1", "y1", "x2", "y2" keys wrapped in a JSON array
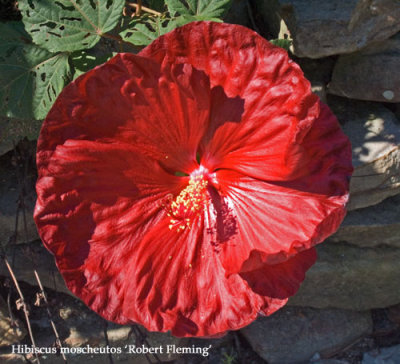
[
  {"x1": 328, "y1": 96, "x2": 400, "y2": 210},
  {"x1": 312, "y1": 360, "x2": 351, "y2": 364},
  {"x1": 241, "y1": 306, "x2": 372, "y2": 364},
  {"x1": 0, "y1": 141, "x2": 39, "y2": 245},
  {"x1": 0, "y1": 296, "x2": 26, "y2": 346},
  {"x1": 330, "y1": 195, "x2": 400, "y2": 248},
  {"x1": 388, "y1": 304, "x2": 400, "y2": 325},
  {"x1": 394, "y1": 103, "x2": 400, "y2": 120},
  {"x1": 329, "y1": 33, "x2": 400, "y2": 102},
  {"x1": 289, "y1": 242, "x2": 400, "y2": 310},
  {"x1": 363, "y1": 344, "x2": 400, "y2": 363},
  {"x1": 255, "y1": 0, "x2": 400, "y2": 58}
]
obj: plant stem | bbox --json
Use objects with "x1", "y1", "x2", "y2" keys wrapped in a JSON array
[
  {"x1": 3, "y1": 257, "x2": 41, "y2": 364},
  {"x1": 125, "y1": 2, "x2": 162, "y2": 16},
  {"x1": 136, "y1": 0, "x2": 142, "y2": 16},
  {"x1": 33, "y1": 270, "x2": 67, "y2": 363}
]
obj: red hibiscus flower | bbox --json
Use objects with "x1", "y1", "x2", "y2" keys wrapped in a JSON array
[{"x1": 34, "y1": 22, "x2": 352, "y2": 337}]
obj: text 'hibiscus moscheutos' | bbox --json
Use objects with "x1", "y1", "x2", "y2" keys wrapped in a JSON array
[{"x1": 34, "y1": 21, "x2": 353, "y2": 337}]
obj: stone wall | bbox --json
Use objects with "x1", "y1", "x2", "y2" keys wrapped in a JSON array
[{"x1": 244, "y1": 0, "x2": 400, "y2": 362}]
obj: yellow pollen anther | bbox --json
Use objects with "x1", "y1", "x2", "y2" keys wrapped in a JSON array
[{"x1": 168, "y1": 175, "x2": 209, "y2": 232}]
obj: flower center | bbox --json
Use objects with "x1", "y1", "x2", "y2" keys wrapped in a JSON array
[{"x1": 168, "y1": 169, "x2": 209, "y2": 232}]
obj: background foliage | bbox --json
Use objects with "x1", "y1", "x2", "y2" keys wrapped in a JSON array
[{"x1": 0, "y1": 0, "x2": 290, "y2": 126}]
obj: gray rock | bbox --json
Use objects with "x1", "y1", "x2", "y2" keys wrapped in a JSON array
[
  {"x1": 328, "y1": 96, "x2": 400, "y2": 210},
  {"x1": 241, "y1": 306, "x2": 372, "y2": 364},
  {"x1": 0, "y1": 143, "x2": 39, "y2": 245},
  {"x1": 255, "y1": 0, "x2": 400, "y2": 58},
  {"x1": 289, "y1": 242, "x2": 400, "y2": 310},
  {"x1": 363, "y1": 344, "x2": 400, "y2": 364},
  {"x1": 330, "y1": 195, "x2": 400, "y2": 248},
  {"x1": 329, "y1": 33, "x2": 400, "y2": 102},
  {"x1": 394, "y1": 103, "x2": 400, "y2": 120},
  {"x1": 311, "y1": 360, "x2": 351, "y2": 364}
]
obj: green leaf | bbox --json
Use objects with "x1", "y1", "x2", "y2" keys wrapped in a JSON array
[
  {"x1": 165, "y1": 0, "x2": 232, "y2": 17},
  {"x1": 270, "y1": 38, "x2": 293, "y2": 51},
  {"x1": 0, "y1": 22, "x2": 71, "y2": 120},
  {"x1": 18, "y1": 0, "x2": 125, "y2": 52},
  {"x1": 120, "y1": 14, "x2": 219, "y2": 46},
  {"x1": 120, "y1": 15, "x2": 173, "y2": 46}
]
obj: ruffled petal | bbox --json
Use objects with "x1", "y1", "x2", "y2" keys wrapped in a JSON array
[
  {"x1": 79, "y1": 213, "x2": 289, "y2": 336},
  {"x1": 206, "y1": 167, "x2": 348, "y2": 275},
  {"x1": 38, "y1": 53, "x2": 213, "y2": 174},
  {"x1": 36, "y1": 146, "x2": 316, "y2": 335},
  {"x1": 239, "y1": 247, "x2": 317, "y2": 299},
  {"x1": 140, "y1": 25, "x2": 352, "y2": 276},
  {"x1": 35, "y1": 52, "x2": 220, "y2": 300},
  {"x1": 140, "y1": 21, "x2": 322, "y2": 181},
  {"x1": 34, "y1": 139, "x2": 183, "y2": 299}
]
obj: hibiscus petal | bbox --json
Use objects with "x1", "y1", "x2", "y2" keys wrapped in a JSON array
[
  {"x1": 35, "y1": 21, "x2": 353, "y2": 337},
  {"x1": 207, "y1": 166, "x2": 348, "y2": 275},
  {"x1": 140, "y1": 21, "x2": 322, "y2": 181},
  {"x1": 35, "y1": 51, "x2": 218, "y2": 297},
  {"x1": 34, "y1": 139, "x2": 183, "y2": 296},
  {"x1": 38, "y1": 53, "x2": 213, "y2": 175},
  {"x1": 239, "y1": 247, "x2": 317, "y2": 299},
  {"x1": 79, "y1": 214, "x2": 290, "y2": 336}
]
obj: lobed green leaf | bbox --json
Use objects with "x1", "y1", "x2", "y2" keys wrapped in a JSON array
[
  {"x1": 120, "y1": 14, "x2": 221, "y2": 46},
  {"x1": 0, "y1": 22, "x2": 71, "y2": 120},
  {"x1": 165, "y1": 0, "x2": 232, "y2": 17},
  {"x1": 18, "y1": 0, "x2": 125, "y2": 52}
]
